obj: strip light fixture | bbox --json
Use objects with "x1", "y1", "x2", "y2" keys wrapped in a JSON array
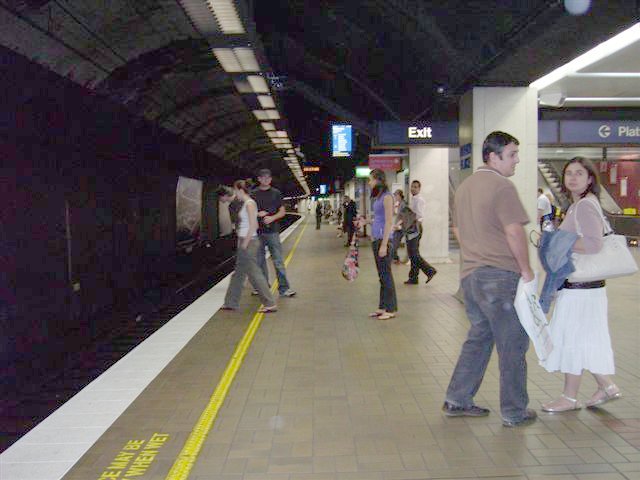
[
  {"x1": 257, "y1": 95, "x2": 275, "y2": 108},
  {"x1": 213, "y1": 47, "x2": 259, "y2": 72},
  {"x1": 247, "y1": 75, "x2": 270, "y2": 93},
  {"x1": 260, "y1": 122, "x2": 275, "y2": 131},
  {"x1": 205, "y1": 0, "x2": 245, "y2": 33},
  {"x1": 531, "y1": 22, "x2": 640, "y2": 90}
]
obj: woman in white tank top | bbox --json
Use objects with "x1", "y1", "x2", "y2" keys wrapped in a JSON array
[{"x1": 221, "y1": 180, "x2": 276, "y2": 313}]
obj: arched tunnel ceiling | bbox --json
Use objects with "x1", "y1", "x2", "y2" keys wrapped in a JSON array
[{"x1": 1, "y1": 0, "x2": 638, "y2": 194}]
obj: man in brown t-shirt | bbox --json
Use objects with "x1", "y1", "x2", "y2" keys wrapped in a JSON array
[{"x1": 443, "y1": 131, "x2": 537, "y2": 427}]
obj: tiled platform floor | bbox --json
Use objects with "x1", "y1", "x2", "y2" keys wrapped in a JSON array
[{"x1": 8, "y1": 218, "x2": 640, "y2": 480}]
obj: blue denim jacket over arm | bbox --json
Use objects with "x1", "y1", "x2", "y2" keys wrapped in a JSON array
[{"x1": 538, "y1": 230, "x2": 578, "y2": 313}]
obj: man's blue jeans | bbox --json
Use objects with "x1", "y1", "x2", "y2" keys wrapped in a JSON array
[
  {"x1": 257, "y1": 232, "x2": 290, "y2": 294},
  {"x1": 445, "y1": 267, "x2": 530, "y2": 422}
]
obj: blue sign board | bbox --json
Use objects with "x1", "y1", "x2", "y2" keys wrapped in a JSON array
[
  {"x1": 377, "y1": 121, "x2": 458, "y2": 146},
  {"x1": 332, "y1": 124, "x2": 353, "y2": 157},
  {"x1": 559, "y1": 120, "x2": 640, "y2": 144},
  {"x1": 538, "y1": 120, "x2": 559, "y2": 144}
]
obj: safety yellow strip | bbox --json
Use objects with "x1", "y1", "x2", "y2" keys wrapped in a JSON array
[{"x1": 165, "y1": 223, "x2": 307, "y2": 480}]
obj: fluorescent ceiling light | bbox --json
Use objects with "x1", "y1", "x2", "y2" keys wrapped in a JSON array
[
  {"x1": 212, "y1": 48, "x2": 242, "y2": 72},
  {"x1": 234, "y1": 48, "x2": 259, "y2": 71},
  {"x1": 277, "y1": 144, "x2": 292, "y2": 149},
  {"x1": 267, "y1": 131, "x2": 278, "y2": 138},
  {"x1": 564, "y1": 97, "x2": 640, "y2": 102},
  {"x1": 206, "y1": 0, "x2": 245, "y2": 34},
  {"x1": 272, "y1": 138, "x2": 289, "y2": 144},
  {"x1": 261, "y1": 122, "x2": 275, "y2": 131},
  {"x1": 232, "y1": 78, "x2": 253, "y2": 93},
  {"x1": 567, "y1": 72, "x2": 640, "y2": 78},
  {"x1": 531, "y1": 22, "x2": 640, "y2": 90},
  {"x1": 253, "y1": 110, "x2": 279, "y2": 121},
  {"x1": 274, "y1": 130, "x2": 288, "y2": 138},
  {"x1": 248, "y1": 75, "x2": 269, "y2": 93},
  {"x1": 286, "y1": 149, "x2": 295, "y2": 154},
  {"x1": 213, "y1": 47, "x2": 260, "y2": 73},
  {"x1": 257, "y1": 95, "x2": 275, "y2": 108}
]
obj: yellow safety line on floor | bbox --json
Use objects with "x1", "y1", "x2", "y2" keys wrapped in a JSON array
[{"x1": 165, "y1": 223, "x2": 308, "y2": 480}]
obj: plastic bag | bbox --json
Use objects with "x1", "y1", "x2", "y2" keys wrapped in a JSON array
[
  {"x1": 514, "y1": 274, "x2": 553, "y2": 362},
  {"x1": 341, "y1": 244, "x2": 359, "y2": 281}
]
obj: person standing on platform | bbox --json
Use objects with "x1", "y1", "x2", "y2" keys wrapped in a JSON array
[
  {"x1": 315, "y1": 201, "x2": 323, "y2": 230},
  {"x1": 221, "y1": 181, "x2": 277, "y2": 313},
  {"x1": 343, "y1": 195, "x2": 358, "y2": 246},
  {"x1": 359, "y1": 169, "x2": 397, "y2": 320},
  {"x1": 443, "y1": 131, "x2": 537, "y2": 427},
  {"x1": 252, "y1": 168, "x2": 296, "y2": 298},
  {"x1": 537, "y1": 187, "x2": 553, "y2": 230},
  {"x1": 540, "y1": 158, "x2": 621, "y2": 412},
  {"x1": 391, "y1": 189, "x2": 406, "y2": 264},
  {"x1": 404, "y1": 180, "x2": 437, "y2": 284}
]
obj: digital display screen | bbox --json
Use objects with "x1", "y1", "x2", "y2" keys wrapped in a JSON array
[
  {"x1": 319, "y1": 184, "x2": 327, "y2": 195},
  {"x1": 332, "y1": 124, "x2": 353, "y2": 157}
]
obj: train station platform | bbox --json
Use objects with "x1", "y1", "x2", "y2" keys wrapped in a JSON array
[{"x1": 2, "y1": 217, "x2": 640, "y2": 480}]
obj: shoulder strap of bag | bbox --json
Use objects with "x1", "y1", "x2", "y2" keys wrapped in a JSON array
[{"x1": 573, "y1": 197, "x2": 613, "y2": 237}]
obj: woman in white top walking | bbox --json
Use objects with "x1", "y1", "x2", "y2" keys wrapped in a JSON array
[
  {"x1": 540, "y1": 158, "x2": 620, "y2": 412},
  {"x1": 222, "y1": 180, "x2": 277, "y2": 313}
]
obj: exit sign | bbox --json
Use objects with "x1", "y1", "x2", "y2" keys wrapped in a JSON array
[{"x1": 303, "y1": 166, "x2": 320, "y2": 172}]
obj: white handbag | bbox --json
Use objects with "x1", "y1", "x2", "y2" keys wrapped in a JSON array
[{"x1": 568, "y1": 198, "x2": 638, "y2": 283}]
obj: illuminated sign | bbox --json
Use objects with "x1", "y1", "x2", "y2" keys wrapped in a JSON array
[
  {"x1": 319, "y1": 184, "x2": 327, "y2": 195},
  {"x1": 303, "y1": 166, "x2": 320, "y2": 172},
  {"x1": 368, "y1": 154, "x2": 404, "y2": 171},
  {"x1": 408, "y1": 126, "x2": 432, "y2": 139},
  {"x1": 355, "y1": 166, "x2": 371, "y2": 178},
  {"x1": 332, "y1": 124, "x2": 353, "y2": 157}
]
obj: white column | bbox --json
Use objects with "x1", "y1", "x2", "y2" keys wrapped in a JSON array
[
  {"x1": 409, "y1": 147, "x2": 450, "y2": 263},
  {"x1": 459, "y1": 86, "x2": 539, "y2": 266}
]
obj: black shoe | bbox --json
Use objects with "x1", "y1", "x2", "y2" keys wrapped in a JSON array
[
  {"x1": 442, "y1": 401, "x2": 490, "y2": 417},
  {"x1": 425, "y1": 269, "x2": 438, "y2": 284},
  {"x1": 502, "y1": 408, "x2": 537, "y2": 427},
  {"x1": 404, "y1": 279, "x2": 418, "y2": 285}
]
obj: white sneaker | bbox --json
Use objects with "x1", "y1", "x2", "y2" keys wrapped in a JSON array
[
  {"x1": 280, "y1": 289, "x2": 297, "y2": 297},
  {"x1": 251, "y1": 290, "x2": 259, "y2": 295}
]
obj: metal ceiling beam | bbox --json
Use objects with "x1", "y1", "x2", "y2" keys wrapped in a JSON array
[
  {"x1": 287, "y1": 78, "x2": 373, "y2": 137},
  {"x1": 279, "y1": 34, "x2": 400, "y2": 120},
  {"x1": 153, "y1": 86, "x2": 236, "y2": 123},
  {"x1": 185, "y1": 108, "x2": 248, "y2": 140},
  {"x1": 373, "y1": 0, "x2": 470, "y2": 70},
  {"x1": 200, "y1": 122, "x2": 263, "y2": 151}
]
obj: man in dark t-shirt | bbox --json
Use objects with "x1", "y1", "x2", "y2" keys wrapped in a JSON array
[{"x1": 251, "y1": 169, "x2": 296, "y2": 297}]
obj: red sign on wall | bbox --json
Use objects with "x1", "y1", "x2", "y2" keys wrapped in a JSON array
[{"x1": 368, "y1": 154, "x2": 403, "y2": 171}]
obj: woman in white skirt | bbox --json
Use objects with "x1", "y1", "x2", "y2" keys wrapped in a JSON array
[{"x1": 540, "y1": 158, "x2": 621, "y2": 412}]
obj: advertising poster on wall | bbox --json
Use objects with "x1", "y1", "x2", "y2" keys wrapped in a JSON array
[{"x1": 176, "y1": 176, "x2": 203, "y2": 253}]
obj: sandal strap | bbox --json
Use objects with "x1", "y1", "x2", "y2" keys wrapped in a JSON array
[{"x1": 561, "y1": 393, "x2": 579, "y2": 404}]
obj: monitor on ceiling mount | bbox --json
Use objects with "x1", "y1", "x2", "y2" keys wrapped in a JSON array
[{"x1": 332, "y1": 124, "x2": 353, "y2": 157}]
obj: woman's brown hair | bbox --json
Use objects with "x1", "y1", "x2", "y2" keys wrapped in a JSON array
[
  {"x1": 233, "y1": 179, "x2": 250, "y2": 193},
  {"x1": 369, "y1": 168, "x2": 389, "y2": 198}
]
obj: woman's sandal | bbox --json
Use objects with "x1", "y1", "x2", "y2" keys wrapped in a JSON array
[
  {"x1": 368, "y1": 311, "x2": 385, "y2": 317},
  {"x1": 258, "y1": 306, "x2": 278, "y2": 314},
  {"x1": 377, "y1": 313, "x2": 396, "y2": 320},
  {"x1": 586, "y1": 384, "x2": 621, "y2": 408},
  {"x1": 220, "y1": 305, "x2": 236, "y2": 311},
  {"x1": 541, "y1": 393, "x2": 582, "y2": 412}
]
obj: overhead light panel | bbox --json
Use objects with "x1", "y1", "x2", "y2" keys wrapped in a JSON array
[
  {"x1": 213, "y1": 48, "x2": 260, "y2": 73},
  {"x1": 252, "y1": 110, "x2": 280, "y2": 120},
  {"x1": 564, "y1": 97, "x2": 640, "y2": 103},
  {"x1": 232, "y1": 78, "x2": 253, "y2": 93},
  {"x1": 531, "y1": 22, "x2": 640, "y2": 90},
  {"x1": 234, "y1": 47, "x2": 259, "y2": 71},
  {"x1": 261, "y1": 122, "x2": 275, "y2": 131},
  {"x1": 248, "y1": 75, "x2": 269, "y2": 93},
  {"x1": 206, "y1": 0, "x2": 245, "y2": 34},
  {"x1": 257, "y1": 95, "x2": 275, "y2": 108},
  {"x1": 274, "y1": 130, "x2": 288, "y2": 138}
]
